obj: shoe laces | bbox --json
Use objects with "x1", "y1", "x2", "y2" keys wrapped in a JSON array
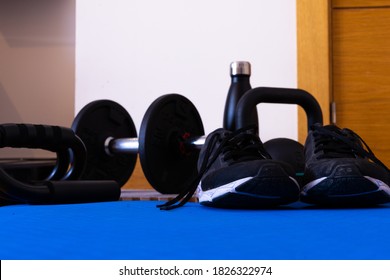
[
  {"x1": 222, "y1": 130, "x2": 271, "y2": 164},
  {"x1": 157, "y1": 126, "x2": 270, "y2": 210},
  {"x1": 312, "y1": 124, "x2": 389, "y2": 172}
]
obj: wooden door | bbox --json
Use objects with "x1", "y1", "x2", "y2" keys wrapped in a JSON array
[
  {"x1": 298, "y1": 0, "x2": 390, "y2": 167},
  {"x1": 332, "y1": 2, "x2": 390, "y2": 167}
]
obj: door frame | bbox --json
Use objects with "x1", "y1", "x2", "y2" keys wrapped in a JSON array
[{"x1": 297, "y1": 0, "x2": 332, "y2": 143}]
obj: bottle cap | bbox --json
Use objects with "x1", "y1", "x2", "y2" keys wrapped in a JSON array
[{"x1": 230, "y1": 61, "x2": 251, "y2": 76}]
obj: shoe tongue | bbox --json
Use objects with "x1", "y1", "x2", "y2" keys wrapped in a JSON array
[
  {"x1": 323, "y1": 124, "x2": 342, "y2": 133},
  {"x1": 317, "y1": 125, "x2": 358, "y2": 142},
  {"x1": 316, "y1": 125, "x2": 356, "y2": 141},
  {"x1": 313, "y1": 124, "x2": 357, "y2": 159},
  {"x1": 226, "y1": 132, "x2": 270, "y2": 161}
]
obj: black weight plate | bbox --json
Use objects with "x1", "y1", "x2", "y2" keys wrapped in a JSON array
[
  {"x1": 71, "y1": 100, "x2": 137, "y2": 187},
  {"x1": 139, "y1": 94, "x2": 204, "y2": 194}
]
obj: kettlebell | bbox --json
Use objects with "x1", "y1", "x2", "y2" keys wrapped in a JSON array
[{"x1": 235, "y1": 87, "x2": 323, "y2": 178}]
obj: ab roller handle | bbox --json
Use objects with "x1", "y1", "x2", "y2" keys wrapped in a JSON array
[
  {"x1": 0, "y1": 124, "x2": 87, "y2": 180},
  {"x1": 0, "y1": 124, "x2": 121, "y2": 205}
]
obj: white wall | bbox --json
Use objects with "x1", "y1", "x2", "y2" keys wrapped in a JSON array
[
  {"x1": 0, "y1": 0, "x2": 75, "y2": 158},
  {"x1": 76, "y1": 0, "x2": 297, "y2": 141}
]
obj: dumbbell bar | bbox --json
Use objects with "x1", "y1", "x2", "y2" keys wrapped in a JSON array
[
  {"x1": 72, "y1": 94, "x2": 205, "y2": 194},
  {"x1": 107, "y1": 135, "x2": 205, "y2": 154}
]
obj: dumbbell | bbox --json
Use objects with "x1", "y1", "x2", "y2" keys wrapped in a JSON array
[
  {"x1": 235, "y1": 87, "x2": 323, "y2": 177},
  {"x1": 72, "y1": 94, "x2": 205, "y2": 194},
  {"x1": 72, "y1": 87, "x2": 323, "y2": 194}
]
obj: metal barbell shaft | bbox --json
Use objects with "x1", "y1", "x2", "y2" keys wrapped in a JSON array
[{"x1": 106, "y1": 136, "x2": 206, "y2": 155}]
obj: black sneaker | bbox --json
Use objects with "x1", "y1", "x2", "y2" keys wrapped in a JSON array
[
  {"x1": 301, "y1": 124, "x2": 390, "y2": 206},
  {"x1": 158, "y1": 126, "x2": 300, "y2": 210}
]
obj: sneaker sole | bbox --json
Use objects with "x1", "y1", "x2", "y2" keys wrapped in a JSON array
[
  {"x1": 198, "y1": 176, "x2": 300, "y2": 209},
  {"x1": 301, "y1": 176, "x2": 390, "y2": 206}
]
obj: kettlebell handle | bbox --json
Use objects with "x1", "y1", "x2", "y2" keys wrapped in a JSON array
[{"x1": 235, "y1": 87, "x2": 323, "y2": 131}]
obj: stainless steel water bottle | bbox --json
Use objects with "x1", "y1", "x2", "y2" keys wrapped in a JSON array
[{"x1": 223, "y1": 61, "x2": 258, "y2": 131}]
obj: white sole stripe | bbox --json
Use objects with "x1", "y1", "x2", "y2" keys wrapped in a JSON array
[
  {"x1": 198, "y1": 177, "x2": 253, "y2": 203},
  {"x1": 198, "y1": 176, "x2": 299, "y2": 203},
  {"x1": 302, "y1": 176, "x2": 390, "y2": 196},
  {"x1": 364, "y1": 176, "x2": 390, "y2": 195}
]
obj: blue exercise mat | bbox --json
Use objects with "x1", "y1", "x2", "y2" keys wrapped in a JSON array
[{"x1": 1, "y1": 200, "x2": 390, "y2": 260}]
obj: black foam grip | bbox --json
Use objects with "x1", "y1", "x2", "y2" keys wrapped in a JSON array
[
  {"x1": 42, "y1": 180, "x2": 121, "y2": 204},
  {"x1": 0, "y1": 124, "x2": 87, "y2": 180},
  {"x1": 0, "y1": 124, "x2": 77, "y2": 151},
  {"x1": 0, "y1": 168, "x2": 120, "y2": 205}
]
